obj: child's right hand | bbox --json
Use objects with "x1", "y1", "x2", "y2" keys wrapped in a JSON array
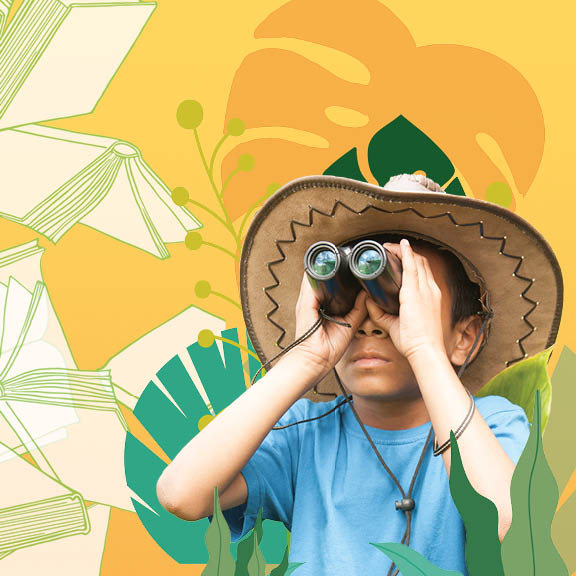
[{"x1": 286, "y1": 274, "x2": 368, "y2": 384}]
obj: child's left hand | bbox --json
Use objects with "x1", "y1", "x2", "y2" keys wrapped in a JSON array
[{"x1": 367, "y1": 239, "x2": 448, "y2": 363}]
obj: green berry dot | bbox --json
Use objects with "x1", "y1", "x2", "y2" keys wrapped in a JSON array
[
  {"x1": 485, "y1": 182, "x2": 513, "y2": 208},
  {"x1": 237, "y1": 153, "x2": 255, "y2": 172},
  {"x1": 226, "y1": 118, "x2": 245, "y2": 136},
  {"x1": 266, "y1": 182, "x2": 281, "y2": 196},
  {"x1": 195, "y1": 280, "x2": 211, "y2": 299},
  {"x1": 171, "y1": 186, "x2": 189, "y2": 206},
  {"x1": 197, "y1": 414, "x2": 215, "y2": 431},
  {"x1": 176, "y1": 100, "x2": 203, "y2": 129},
  {"x1": 185, "y1": 231, "x2": 203, "y2": 250},
  {"x1": 197, "y1": 329, "x2": 215, "y2": 348}
]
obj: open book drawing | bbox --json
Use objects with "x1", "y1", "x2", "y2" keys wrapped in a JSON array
[
  {"x1": 0, "y1": 442, "x2": 89, "y2": 557},
  {"x1": 0, "y1": 125, "x2": 201, "y2": 258},
  {"x1": 104, "y1": 305, "x2": 226, "y2": 410},
  {"x1": 0, "y1": 0, "x2": 12, "y2": 34},
  {"x1": 0, "y1": 0, "x2": 155, "y2": 129},
  {"x1": 0, "y1": 240, "x2": 133, "y2": 510}
]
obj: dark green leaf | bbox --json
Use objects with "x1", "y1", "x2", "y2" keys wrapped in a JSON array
[
  {"x1": 477, "y1": 347, "x2": 553, "y2": 431},
  {"x1": 202, "y1": 487, "x2": 236, "y2": 576},
  {"x1": 449, "y1": 431, "x2": 504, "y2": 576},
  {"x1": 267, "y1": 545, "x2": 304, "y2": 576},
  {"x1": 501, "y1": 390, "x2": 569, "y2": 576},
  {"x1": 371, "y1": 542, "x2": 463, "y2": 575},
  {"x1": 324, "y1": 148, "x2": 367, "y2": 182}
]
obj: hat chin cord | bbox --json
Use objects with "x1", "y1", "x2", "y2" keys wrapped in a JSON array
[{"x1": 254, "y1": 309, "x2": 492, "y2": 576}]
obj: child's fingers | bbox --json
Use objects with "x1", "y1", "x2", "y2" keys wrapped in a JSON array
[
  {"x1": 399, "y1": 238, "x2": 418, "y2": 291},
  {"x1": 343, "y1": 290, "x2": 368, "y2": 329}
]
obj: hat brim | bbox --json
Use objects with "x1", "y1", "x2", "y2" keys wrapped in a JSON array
[{"x1": 241, "y1": 175, "x2": 563, "y2": 397}]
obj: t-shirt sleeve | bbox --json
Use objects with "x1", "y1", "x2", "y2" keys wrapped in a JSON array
[
  {"x1": 222, "y1": 400, "x2": 305, "y2": 541},
  {"x1": 478, "y1": 395, "x2": 531, "y2": 464}
]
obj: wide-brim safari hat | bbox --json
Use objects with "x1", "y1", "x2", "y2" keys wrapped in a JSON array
[{"x1": 240, "y1": 175, "x2": 563, "y2": 398}]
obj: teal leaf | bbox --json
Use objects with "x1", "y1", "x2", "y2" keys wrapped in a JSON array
[
  {"x1": 501, "y1": 390, "x2": 569, "y2": 576},
  {"x1": 371, "y1": 542, "x2": 463, "y2": 575},
  {"x1": 202, "y1": 487, "x2": 236, "y2": 576},
  {"x1": 449, "y1": 432, "x2": 504, "y2": 576},
  {"x1": 324, "y1": 115, "x2": 466, "y2": 196},
  {"x1": 477, "y1": 347, "x2": 553, "y2": 431},
  {"x1": 124, "y1": 327, "x2": 288, "y2": 563}
]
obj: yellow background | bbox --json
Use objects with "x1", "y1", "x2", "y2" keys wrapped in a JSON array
[{"x1": 1, "y1": 1, "x2": 574, "y2": 573}]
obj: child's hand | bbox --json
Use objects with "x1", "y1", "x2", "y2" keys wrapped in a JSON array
[
  {"x1": 368, "y1": 239, "x2": 448, "y2": 363},
  {"x1": 290, "y1": 274, "x2": 368, "y2": 382}
]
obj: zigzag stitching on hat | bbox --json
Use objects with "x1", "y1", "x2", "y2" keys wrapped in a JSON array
[{"x1": 264, "y1": 202, "x2": 536, "y2": 365}]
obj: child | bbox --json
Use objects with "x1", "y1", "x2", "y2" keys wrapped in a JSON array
[{"x1": 157, "y1": 174, "x2": 563, "y2": 575}]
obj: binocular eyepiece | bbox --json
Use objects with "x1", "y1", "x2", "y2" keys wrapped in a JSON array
[{"x1": 304, "y1": 240, "x2": 403, "y2": 316}]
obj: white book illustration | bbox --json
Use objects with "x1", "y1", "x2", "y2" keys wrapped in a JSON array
[
  {"x1": 0, "y1": 442, "x2": 89, "y2": 557},
  {"x1": 0, "y1": 0, "x2": 12, "y2": 34},
  {"x1": 0, "y1": 125, "x2": 201, "y2": 258},
  {"x1": 0, "y1": 240, "x2": 132, "y2": 510},
  {"x1": 0, "y1": 0, "x2": 155, "y2": 129},
  {"x1": 105, "y1": 305, "x2": 226, "y2": 410}
]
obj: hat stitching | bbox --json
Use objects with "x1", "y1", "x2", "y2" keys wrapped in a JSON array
[{"x1": 261, "y1": 201, "x2": 537, "y2": 369}]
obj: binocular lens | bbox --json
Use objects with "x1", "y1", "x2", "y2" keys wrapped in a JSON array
[
  {"x1": 355, "y1": 248, "x2": 383, "y2": 276},
  {"x1": 310, "y1": 249, "x2": 338, "y2": 277}
]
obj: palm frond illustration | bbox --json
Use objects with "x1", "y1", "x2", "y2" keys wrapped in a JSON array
[
  {"x1": 125, "y1": 327, "x2": 288, "y2": 564},
  {"x1": 0, "y1": 0, "x2": 155, "y2": 129},
  {"x1": 0, "y1": 125, "x2": 201, "y2": 258},
  {"x1": 0, "y1": 240, "x2": 131, "y2": 511},
  {"x1": 103, "y1": 304, "x2": 225, "y2": 410}
]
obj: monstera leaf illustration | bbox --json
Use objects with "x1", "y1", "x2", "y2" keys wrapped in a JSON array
[
  {"x1": 221, "y1": 0, "x2": 543, "y2": 220},
  {"x1": 124, "y1": 328, "x2": 287, "y2": 564}
]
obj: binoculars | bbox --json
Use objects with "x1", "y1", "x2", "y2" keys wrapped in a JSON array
[{"x1": 304, "y1": 240, "x2": 403, "y2": 316}]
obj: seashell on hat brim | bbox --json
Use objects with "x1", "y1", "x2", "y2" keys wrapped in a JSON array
[{"x1": 240, "y1": 175, "x2": 563, "y2": 399}]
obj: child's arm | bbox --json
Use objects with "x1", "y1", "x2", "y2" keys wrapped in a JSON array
[
  {"x1": 156, "y1": 284, "x2": 367, "y2": 522},
  {"x1": 374, "y1": 239, "x2": 522, "y2": 541}
]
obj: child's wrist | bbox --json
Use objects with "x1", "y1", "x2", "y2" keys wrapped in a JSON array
[{"x1": 273, "y1": 348, "x2": 331, "y2": 391}]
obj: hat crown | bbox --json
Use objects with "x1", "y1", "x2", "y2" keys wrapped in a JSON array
[{"x1": 383, "y1": 173, "x2": 446, "y2": 194}]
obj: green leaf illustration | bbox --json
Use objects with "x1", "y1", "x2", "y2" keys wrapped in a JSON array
[
  {"x1": 501, "y1": 390, "x2": 569, "y2": 576},
  {"x1": 267, "y1": 544, "x2": 304, "y2": 576},
  {"x1": 202, "y1": 487, "x2": 236, "y2": 576},
  {"x1": 544, "y1": 346, "x2": 576, "y2": 574},
  {"x1": 246, "y1": 529, "x2": 266, "y2": 576},
  {"x1": 236, "y1": 510, "x2": 264, "y2": 576},
  {"x1": 371, "y1": 542, "x2": 464, "y2": 575},
  {"x1": 324, "y1": 115, "x2": 466, "y2": 196},
  {"x1": 449, "y1": 431, "x2": 504, "y2": 576},
  {"x1": 124, "y1": 327, "x2": 288, "y2": 563},
  {"x1": 477, "y1": 347, "x2": 553, "y2": 430}
]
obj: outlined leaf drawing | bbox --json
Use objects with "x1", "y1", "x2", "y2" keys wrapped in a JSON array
[
  {"x1": 0, "y1": 0, "x2": 155, "y2": 129},
  {"x1": 0, "y1": 125, "x2": 201, "y2": 259},
  {"x1": 222, "y1": 0, "x2": 544, "y2": 220},
  {"x1": 501, "y1": 390, "x2": 569, "y2": 576},
  {"x1": 202, "y1": 487, "x2": 236, "y2": 576},
  {"x1": 448, "y1": 431, "x2": 504, "y2": 576},
  {"x1": 124, "y1": 327, "x2": 288, "y2": 563},
  {"x1": 371, "y1": 542, "x2": 463, "y2": 576},
  {"x1": 543, "y1": 346, "x2": 576, "y2": 574},
  {"x1": 477, "y1": 347, "x2": 553, "y2": 431}
]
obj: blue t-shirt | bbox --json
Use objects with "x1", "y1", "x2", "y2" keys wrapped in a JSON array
[{"x1": 223, "y1": 395, "x2": 529, "y2": 576}]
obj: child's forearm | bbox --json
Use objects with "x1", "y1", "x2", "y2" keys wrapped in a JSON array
[
  {"x1": 409, "y1": 346, "x2": 515, "y2": 540},
  {"x1": 156, "y1": 349, "x2": 321, "y2": 521}
]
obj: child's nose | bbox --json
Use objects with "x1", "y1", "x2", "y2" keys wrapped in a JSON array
[{"x1": 356, "y1": 315, "x2": 389, "y2": 338}]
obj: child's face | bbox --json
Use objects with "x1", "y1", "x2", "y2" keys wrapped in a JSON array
[{"x1": 335, "y1": 244, "x2": 457, "y2": 401}]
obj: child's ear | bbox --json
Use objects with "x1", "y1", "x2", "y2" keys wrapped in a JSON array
[{"x1": 449, "y1": 315, "x2": 484, "y2": 368}]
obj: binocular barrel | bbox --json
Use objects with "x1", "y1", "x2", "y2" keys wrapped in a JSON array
[{"x1": 304, "y1": 240, "x2": 403, "y2": 316}]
